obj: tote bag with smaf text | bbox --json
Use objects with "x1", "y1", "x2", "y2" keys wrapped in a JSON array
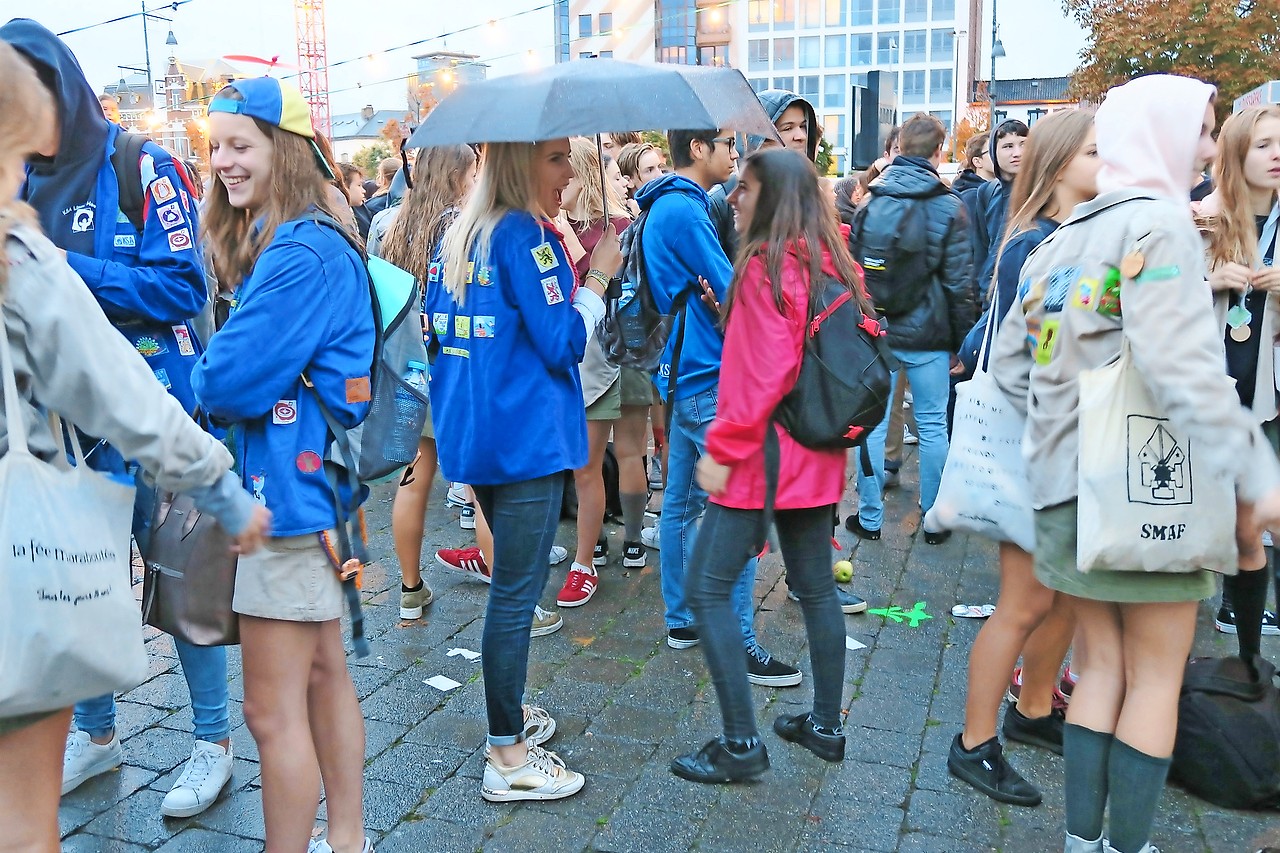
[{"x1": 0, "y1": 326, "x2": 146, "y2": 717}]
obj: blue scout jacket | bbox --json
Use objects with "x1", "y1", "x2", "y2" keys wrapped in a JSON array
[
  {"x1": 192, "y1": 218, "x2": 375, "y2": 536},
  {"x1": 426, "y1": 210, "x2": 588, "y2": 485}
]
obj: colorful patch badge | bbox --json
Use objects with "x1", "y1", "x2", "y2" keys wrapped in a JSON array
[
  {"x1": 1044, "y1": 266, "x2": 1079, "y2": 313},
  {"x1": 250, "y1": 474, "x2": 266, "y2": 503},
  {"x1": 442, "y1": 346, "x2": 469, "y2": 358},
  {"x1": 167, "y1": 228, "x2": 193, "y2": 252},
  {"x1": 466, "y1": 262, "x2": 475, "y2": 284},
  {"x1": 531, "y1": 242, "x2": 559, "y2": 273},
  {"x1": 171, "y1": 325, "x2": 195, "y2": 356},
  {"x1": 1097, "y1": 269, "x2": 1123, "y2": 318},
  {"x1": 156, "y1": 202, "x2": 185, "y2": 230},
  {"x1": 454, "y1": 316, "x2": 471, "y2": 339},
  {"x1": 1070, "y1": 278, "x2": 1099, "y2": 311},
  {"x1": 473, "y1": 316, "x2": 495, "y2": 338},
  {"x1": 433, "y1": 312, "x2": 449, "y2": 335},
  {"x1": 541, "y1": 275, "x2": 564, "y2": 305},
  {"x1": 153, "y1": 368, "x2": 171, "y2": 388},
  {"x1": 150, "y1": 176, "x2": 176, "y2": 204},
  {"x1": 346, "y1": 376, "x2": 372, "y2": 403},
  {"x1": 113, "y1": 234, "x2": 137, "y2": 249},
  {"x1": 428, "y1": 262, "x2": 442, "y2": 283},
  {"x1": 134, "y1": 336, "x2": 164, "y2": 357},
  {"x1": 1034, "y1": 318, "x2": 1061, "y2": 366},
  {"x1": 295, "y1": 451, "x2": 323, "y2": 474},
  {"x1": 272, "y1": 400, "x2": 298, "y2": 425},
  {"x1": 476, "y1": 266, "x2": 492, "y2": 286}
]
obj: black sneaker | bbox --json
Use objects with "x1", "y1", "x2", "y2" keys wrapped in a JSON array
[
  {"x1": 1001, "y1": 702, "x2": 1064, "y2": 755},
  {"x1": 947, "y1": 733, "x2": 1042, "y2": 807},
  {"x1": 844, "y1": 515, "x2": 881, "y2": 540},
  {"x1": 1267, "y1": 611, "x2": 1280, "y2": 636},
  {"x1": 786, "y1": 587, "x2": 868, "y2": 614},
  {"x1": 622, "y1": 541, "x2": 646, "y2": 568},
  {"x1": 883, "y1": 469, "x2": 901, "y2": 490},
  {"x1": 773, "y1": 713, "x2": 845, "y2": 763},
  {"x1": 1215, "y1": 606, "x2": 1280, "y2": 635},
  {"x1": 667, "y1": 627, "x2": 700, "y2": 649},
  {"x1": 670, "y1": 736, "x2": 769, "y2": 784},
  {"x1": 593, "y1": 538, "x2": 608, "y2": 568},
  {"x1": 746, "y1": 646, "x2": 802, "y2": 687}
]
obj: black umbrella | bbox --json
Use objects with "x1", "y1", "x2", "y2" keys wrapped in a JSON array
[{"x1": 406, "y1": 58, "x2": 780, "y2": 148}]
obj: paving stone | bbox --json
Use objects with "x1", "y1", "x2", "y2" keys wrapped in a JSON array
[
  {"x1": 366, "y1": 741, "x2": 469, "y2": 788},
  {"x1": 484, "y1": 805, "x2": 598, "y2": 853},
  {"x1": 418, "y1": 774, "x2": 512, "y2": 830},
  {"x1": 556, "y1": 735, "x2": 657, "y2": 782},
  {"x1": 152, "y1": 827, "x2": 263, "y2": 852},
  {"x1": 189, "y1": 784, "x2": 266, "y2": 841},
  {"x1": 81, "y1": 788, "x2": 184, "y2": 848},
  {"x1": 61, "y1": 762, "x2": 159, "y2": 814},
  {"x1": 377, "y1": 817, "x2": 484, "y2": 853},
  {"x1": 695, "y1": 807, "x2": 803, "y2": 853},
  {"x1": 591, "y1": 805, "x2": 701, "y2": 853},
  {"x1": 60, "y1": 834, "x2": 150, "y2": 852},
  {"x1": 361, "y1": 777, "x2": 428, "y2": 832}
]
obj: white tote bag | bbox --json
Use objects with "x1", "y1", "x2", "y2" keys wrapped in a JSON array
[
  {"x1": 0, "y1": 328, "x2": 146, "y2": 717},
  {"x1": 1076, "y1": 342, "x2": 1236, "y2": 574},
  {"x1": 924, "y1": 293, "x2": 1036, "y2": 551}
]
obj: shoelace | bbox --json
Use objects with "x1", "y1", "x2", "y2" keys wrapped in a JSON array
[
  {"x1": 747, "y1": 645, "x2": 772, "y2": 666},
  {"x1": 534, "y1": 605, "x2": 555, "y2": 620},
  {"x1": 565, "y1": 571, "x2": 595, "y2": 592},
  {"x1": 176, "y1": 748, "x2": 217, "y2": 787},
  {"x1": 523, "y1": 745, "x2": 566, "y2": 777},
  {"x1": 64, "y1": 733, "x2": 85, "y2": 762}
]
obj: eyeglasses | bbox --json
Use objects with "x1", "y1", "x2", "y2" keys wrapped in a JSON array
[{"x1": 709, "y1": 136, "x2": 737, "y2": 150}]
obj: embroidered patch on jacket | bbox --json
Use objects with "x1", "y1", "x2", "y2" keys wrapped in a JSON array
[
  {"x1": 428, "y1": 262, "x2": 442, "y2": 283},
  {"x1": 1135, "y1": 265, "x2": 1180, "y2": 284},
  {"x1": 345, "y1": 376, "x2": 372, "y2": 403},
  {"x1": 1033, "y1": 318, "x2": 1060, "y2": 366},
  {"x1": 272, "y1": 400, "x2": 298, "y2": 425},
  {"x1": 433, "y1": 312, "x2": 449, "y2": 335},
  {"x1": 134, "y1": 336, "x2": 165, "y2": 358},
  {"x1": 473, "y1": 316, "x2": 495, "y2": 338},
  {"x1": 1069, "y1": 278, "x2": 1098, "y2": 311},
  {"x1": 476, "y1": 266, "x2": 492, "y2": 286},
  {"x1": 531, "y1": 242, "x2": 558, "y2": 272},
  {"x1": 172, "y1": 325, "x2": 196, "y2": 356},
  {"x1": 114, "y1": 234, "x2": 137, "y2": 249},
  {"x1": 153, "y1": 368, "x2": 171, "y2": 388},
  {"x1": 466, "y1": 261, "x2": 475, "y2": 283},
  {"x1": 541, "y1": 275, "x2": 564, "y2": 305},
  {"x1": 150, "y1": 176, "x2": 176, "y2": 204},
  {"x1": 156, "y1": 202, "x2": 185, "y2": 230},
  {"x1": 454, "y1": 316, "x2": 471, "y2": 339},
  {"x1": 166, "y1": 228, "x2": 193, "y2": 252},
  {"x1": 295, "y1": 451, "x2": 322, "y2": 474},
  {"x1": 442, "y1": 346, "x2": 469, "y2": 358}
]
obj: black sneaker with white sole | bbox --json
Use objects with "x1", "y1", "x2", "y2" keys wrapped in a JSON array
[
  {"x1": 946, "y1": 733, "x2": 1042, "y2": 807},
  {"x1": 622, "y1": 541, "x2": 646, "y2": 568},
  {"x1": 787, "y1": 587, "x2": 868, "y2": 614},
  {"x1": 593, "y1": 538, "x2": 608, "y2": 567},
  {"x1": 667, "y1": 627, "x2": 700, "y2": 649},
  {"x1": 746, "y1": 646, "x2": 802, "y2": 687},
  {"x1": 1215, "y1": 606, "x2": 1280, "y2": 635}
]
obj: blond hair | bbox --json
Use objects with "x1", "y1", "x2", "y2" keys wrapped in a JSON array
[
  {"x1": 0, "y1": 42, "x2": 54, "y2": 299},
  {"x1": 1208, "y1": 106, "x2": 1280, "y2": 270},
  {"x1": 567, "y1": 137, "x2": 632, "y2": 225}
]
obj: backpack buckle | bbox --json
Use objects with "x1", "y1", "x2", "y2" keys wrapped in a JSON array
[
  {"x1": 858, "y1": 316, "x2": 885, "y2": 337},
  {"x1": 339, "y1": 558, "x2": 364, "y2": 590}
]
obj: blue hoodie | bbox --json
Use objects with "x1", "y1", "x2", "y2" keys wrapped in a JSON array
[
  {"x1": 192, "y1": 218, "x2": 375, "y2": 536},
  {"x1": 5, "y1": 19, "x2": 207, "y2": 415},
  {"x1": 425, "y1": 211, "x2": 588, "y2": 485},
  {"x1": 634, "y1": 174, "x2": 733, "y2": 401}
]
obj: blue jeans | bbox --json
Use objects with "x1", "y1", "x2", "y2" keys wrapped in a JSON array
[
  {"x1": 659, "y1": 387, "x2": 759, "y2": 653},
  {"x1": 473, "y1": 473, "x2": 564, "y2": 746},
  {"x1": 75, "y1": 460, "x2": 230, "y2": 743},
  {"x1": 856, "y1": 349, "x2": 951, "y2": 530}
]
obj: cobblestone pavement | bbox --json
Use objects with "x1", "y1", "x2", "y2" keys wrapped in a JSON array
[{"x1": 60, "y1": 461, "x2": 1280, "y2": 852}]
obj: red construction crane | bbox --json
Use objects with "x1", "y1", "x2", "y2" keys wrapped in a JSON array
[{"x1": 295, "y1": 0, "x2": 330, "y2": 138}]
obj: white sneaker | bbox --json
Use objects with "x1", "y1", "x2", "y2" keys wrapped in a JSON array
[
  {"x1": 445, "y1": 482, "x2": 470, "y2": 509},
  {"x1": 459, "y1": 504, "x2": 477, "y2": 530},
  {"x1": 522, "y1": 705, "x2": 557, "y2": 746},
  {"x1": 548, "y1": 545, "x2": 568, "y2": 566},
  {"x1": 161, "y1": 740, "x2": 233, "y2": 817},
  {"x1": 481, "y1": 744, "x2": 584, "y2": 802},
  {"x1": 62, "y1": 729, "x2": 123, "y2": 795},
  {"x1": 903, "y1": 427, "x2": 918, "y2": 445},
  {"x1": 308, "y1": 838, "x2": 373, "y2": 853},
  {"x1": 640, "y1": 526, "x2": 660, "y2": 550}
]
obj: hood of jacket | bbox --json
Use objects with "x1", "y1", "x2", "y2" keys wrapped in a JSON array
[
  {"x1": 872, "y1": 156, "x2": 948, "y2": 200},
  {"x1": 745, "y1": 90, "x2": 819, "y2": 161},
  {"x1": 635, "y1": 172, "x2": 711, "y2": 212},
  {"x1": 4, "y1": 18, "x2": 111, "y2": 254},
  {"x1": 1095, "y1": 74, "x2": 1217, "y2": 202}
]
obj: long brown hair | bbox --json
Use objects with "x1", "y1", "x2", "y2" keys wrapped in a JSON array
[
  {"x1": 0, "y1": 42, "x2": 53, "y2": 299},
  {"x1": 566, "y1": 137, "x2": 632, "y2": 225},
  {"x1": 202, "y1": 86, "x2": 351, "y2": 288},
  {"x1": 728, "y1": 149, "x2": 869, "y2": 320},
  {"x1": 380, "y1": 144, "x2": 476, "y2": 282},
  {"x1": 1208, "y1": 106, "x2": 1280, "y2": 270}
]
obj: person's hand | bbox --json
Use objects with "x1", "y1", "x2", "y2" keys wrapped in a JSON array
[
  {"x1": 1250, "y1": 488, "x2": 1280, "y2": 541},
  {"x1": 1209, "y1": 262, "x2": 1253, "y2": 293},
  {"x1": 696, "y1": 454, "x2": 731, "y2": 496},
  {"x1": 949, "y1": 354, "x2": 965, "y2": 376},
  {"x1": 232, "y1": 505, "x2": 272, "y2": 555},
  {"x1": 589, "y1": 222, "x2": 622, "y2": 278},
  {"x1": 1250, "y1": 266, "x2": 1280, "y2": 293},
  {"x1": 698, "y1": 275, "x2": 722, "y2": 320}
]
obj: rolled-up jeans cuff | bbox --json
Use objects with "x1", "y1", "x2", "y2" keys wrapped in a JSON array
[{"x1": 487, "y1": 731, "x2": 526, "y2": 748}]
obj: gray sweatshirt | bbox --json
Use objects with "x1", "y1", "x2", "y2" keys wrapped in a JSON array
[
  {"x1": 990, "y1": 189, "x2": 1280, "y2": 510},
  {"x1": 1, "y1": 222, "x2": 253, "y2": 535}
]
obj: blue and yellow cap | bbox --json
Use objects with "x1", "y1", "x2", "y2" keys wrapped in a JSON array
[{"x1": 209, "y1": 76, "x2": 335, "y2": 179}]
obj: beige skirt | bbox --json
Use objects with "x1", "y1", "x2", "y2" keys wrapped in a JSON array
[{"x1": 233, "y1": 531, "x2": 345, "y2": 622}]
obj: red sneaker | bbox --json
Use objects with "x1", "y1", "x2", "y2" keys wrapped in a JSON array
[
  {"x1": 1007, "y1": 665, "x2": 1073, "y2": 708},
  {"x1": 435, "y1": 547, "x2": 491, "y2": 583},
  {"x1": 556, "y1": 566, "x2": 598, "y2": 607}
]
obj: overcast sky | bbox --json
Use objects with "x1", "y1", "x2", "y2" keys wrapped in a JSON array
[{"x1": 14, "y1": 0, "x2": 1088, "y2": 115}]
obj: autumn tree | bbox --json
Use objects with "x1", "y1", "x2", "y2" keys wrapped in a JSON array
[
  {"x1": 948, "y1": 107, "x2": 990, "y2": 162},
  {"x1": 1063, "y1": 0, "x2": 1280, "y2": 120}
]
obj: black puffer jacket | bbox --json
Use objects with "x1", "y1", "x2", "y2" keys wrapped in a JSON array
[{"x1": 868, "y1": 156, "x2": 976, "y2": 352}]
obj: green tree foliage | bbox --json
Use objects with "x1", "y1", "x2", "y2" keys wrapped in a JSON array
[
  {"x1": 816, "y1": 137, "x2": 834, "y2": 175},
  {"x1": 352, "y1": 141, "x2": 392, "y2": 179},
  {"x1": 1063, "y1": 0, "x2": 1280, "y2": 120}
]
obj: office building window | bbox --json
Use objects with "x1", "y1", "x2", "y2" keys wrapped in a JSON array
[
  {"x1": 799, "y1": 36, "x2": 821, "y2": 68},
  {"x1": 931, "y1": 109, "x2": 953, "y2": 129},
  {"x1": 851, "y1": 33, "x2": 872, "y2": 65},
  {"x1": 599, "y1": 12, "x2": 613, "y2": 33},
  {"x1": 748, "y1": 39, "x2": 770, "y2": 71},
  {"x1": 931, "y1": 28, "x2": 953, "y2": 61},
  {"x1": 852, "y1": 0, "x2": 873, "y2": 24},
  {"x1": 578, "y1": 14, "x2": 592, "y2": 37},
  {"x1": 698, "y1": 45, "x2": 729, "y2": 66},
  {"x1": 826, "y1": 0, "x2": 846, "y2": 26},
  {"x1": 774, "y1": 0, "x2": 795, "y2": 29},
  {"x1": 851, "y1": 71, "x2": 868, "y2": 88},
  {"x1": 877, "y1": 0, "x2": 899, "y2": 24},
  {"x1": 930, "y1": 68, "x2": 953, "y2": 101},
  {"x1": 932, "y1": 0, "x2": 954, "y2": 18},
  {"x1": 749, "y1": 0, "x2": 769, "y2": 31},
  {"x1": 825, "y1": 34, "x2": 846, "y2": 66},
  {"x1": 774, "y1": 76, "x2": 795, "y2": 91},
  {"x1": 798, "y1": 75, "x2": 820, "y2": 98},
  {"x1": 579, "y1": 51, "x2": 594, "y2": 59},
  {"x1": 877, "y1": 33, "x2": 897, "y2": 65},
  {"x1": 824, "y1": 113, "x2": 845, "y2": 147},
  {"x1": 902, "y1": 29, "x2": 926, "y2": 62},
  {"x1": 902, "y1": 70, "x2": 926, "y2": 103},
  {"x1": 904, "y1": 0, "x2": 927, "y2": 22},
  {"x1": 799, "y1": 0, "x2": 822, "y2": 27},
  {"x1": 824, "y1": 73, "x2": 846, "y2": 108},
  {"x1": 774, "y1": 37, "x2": 795, "y2": 69},
  {"x1": 750, "y1": 77, "x2": 770, "y2": 93},
  {"x1": 599, "y1": 50, "x2": 614, "y2": 58}
]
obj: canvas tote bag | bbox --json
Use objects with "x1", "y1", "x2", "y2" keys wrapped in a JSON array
[
  {"x1": 1076, "y1": 341, "x2": 1236, "y2": 574},
  {"x1": 924, "y1": 289, "x2": 1036, "y2": 551},
  {"x1": 0, "y1": 326, "x2": 146, "y2": 717}
]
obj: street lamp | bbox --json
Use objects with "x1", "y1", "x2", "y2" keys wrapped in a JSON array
[
  {"x1": 989, "y1": 0, "x2": 1006, "y2": 128},
  {"x1": 889, "y1": 37, "x2": 900, "y2": 123},
  {"x1": 951, "y1": 29, "x2": 966, "y2": 136}
]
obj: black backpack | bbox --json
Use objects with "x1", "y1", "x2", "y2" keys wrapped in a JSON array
[
  {"x1": 110, "y1": 131, "x2": 197, "y2": 232},
  {"x1": 848, "y1": 187, "x2": 946, "y2": 317},
  {"x1": 1171, "y1": 655, "x2": 1280, "y2": 810},
  {"x1": 599, "y1": 208, "x2": 691, "y2": 372}
]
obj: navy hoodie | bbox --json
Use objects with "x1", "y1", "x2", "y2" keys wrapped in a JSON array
[
  {"x1": 635, "y1": 174, "x2": 733, "y2": 401},
  {"x1": 962, "y1": 127, "x2": 1022, "y2": 296},
  {"x1": 5, "y1": 19, "x2": 207, "y2": 415}
]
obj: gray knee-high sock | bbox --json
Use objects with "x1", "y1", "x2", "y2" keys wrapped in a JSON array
[
  {"x1": 1106, "y1": 739, "x2": 1172, "y2": 853},
  {"x1": 620, "y1": 492, "x2": 648, "y2": 543},
  {"x1": 1063, "y1": 724, "x2": 1112, "y2": 841}
]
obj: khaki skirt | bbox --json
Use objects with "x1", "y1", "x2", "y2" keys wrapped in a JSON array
[{"x1": 233, "y1": 531, "x2": 345, "y2": 622}]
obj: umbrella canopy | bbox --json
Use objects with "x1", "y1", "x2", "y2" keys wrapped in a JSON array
[{"x1": 407, "y1": 59, "x2": 781, "y2": 148}]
